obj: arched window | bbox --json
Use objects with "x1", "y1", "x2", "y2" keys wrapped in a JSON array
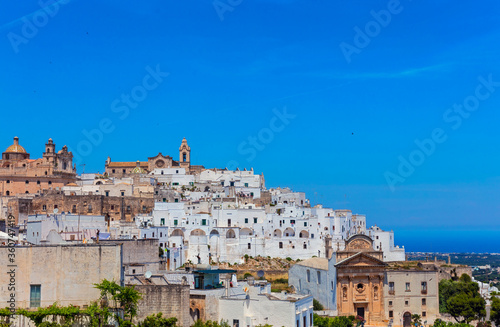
[{"x1": 183, "y1": 153, "x2": 187, "y2": 162}]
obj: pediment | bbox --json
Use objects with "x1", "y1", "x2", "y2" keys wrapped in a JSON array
[
  {"x1": 148, "y1": 153, "x2": 172, "y2": 161},
  {"x1": 335, "y1": 252, "x2": 386, "y2": 267}
]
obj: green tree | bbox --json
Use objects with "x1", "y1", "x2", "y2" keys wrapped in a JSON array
[
  {"x1": 490, "y1": 295, "x2": 500, "y2": 327},
  {"x1": 93, "y1": 279, "x2": 142, "y2": 324},
  {"x1": 439, "y1": 273, "x2": 485, "y2": 323},
  {"x1": 313, "y1": 299, "x2": 324, "y2": 311},
  {"x1": 136, "y1": 312, "x2": 177, "y2": 326}
]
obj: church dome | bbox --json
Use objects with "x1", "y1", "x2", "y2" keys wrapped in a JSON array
[
  {"x1": 5, "y1": 137, "x2": 27, "y2": 153},
  {"x1": 131, "y1": 160, "x2": 146, "y2": 174}
]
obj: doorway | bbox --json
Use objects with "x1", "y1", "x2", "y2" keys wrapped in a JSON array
[
  {"x1": 403, "y1": 312, "x2": 412, "y2": 327},
  {"x1": 356, "y1": 306, "x2": 365, "y2": 319}
]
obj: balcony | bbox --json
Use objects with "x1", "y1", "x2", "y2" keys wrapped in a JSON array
[{"x1": 389, "y1": 290, "x2": 395, "y2": 295}]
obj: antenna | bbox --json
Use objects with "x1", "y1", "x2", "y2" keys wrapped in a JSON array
[{"x1": 80, "y1": 164, "x2": 86, "y2": 174}]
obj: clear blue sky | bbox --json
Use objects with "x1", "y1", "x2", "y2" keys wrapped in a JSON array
[{"x1": 1, "y1": 0, "x2": 499, "y2": 251}]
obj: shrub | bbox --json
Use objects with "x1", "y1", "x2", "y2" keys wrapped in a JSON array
[{"x1": 313, "y1": 299, "x2": 324, "y2": 311}]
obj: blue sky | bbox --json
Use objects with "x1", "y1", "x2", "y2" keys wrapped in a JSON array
[{"x1": 1, "y1": 0, "x2": 499, "y2": 251}]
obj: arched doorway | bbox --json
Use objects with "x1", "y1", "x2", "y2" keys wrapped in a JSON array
[{"x1": 403, "y1": 312, "x2": 412, "y2": 327}]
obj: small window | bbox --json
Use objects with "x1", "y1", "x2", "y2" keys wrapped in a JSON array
[
  {"x1": 389, "y1": 301, "x2": 393, "y2": 306},
  {"x1": 422, "y1": 311, "x2": 426, "y2": 317},
  {"x1": 303, "y1": 243, "x2": 307, "y2": 249},
  {"x1": 406, "y1": 282, "x2": 411, "y2": 291},
  {"x1": 248, "y1": 243, "x2": 251, "y2": 249},
  {"x1": 37, "y1": 180, "x2": 40, "y2": 185},
  {"x1": 306, "y1": 270, "x2": 310, "y2": 283},
  {"x1": 111, "y1": 205, "x2": 115, "y2": 210},
  {"x1": 389, "y1": 311, "x2": 393, "y2": 318},
  {"x1": 253, "y1": 218, "x2": 257, "y2": 223},
  {"x1": 405, "y1": 300, "x2": 409, "y2": 306},
  {"x1": 244, "y1": 218, "x2": 248, "y2": 223},
  {"x1": 304, "y1": 222, "x2": 307, "y2": 227},
  {"x1": 202, "y1": 219, "x2": 206, "y2": 226},
  {"x1": 6, "y1": 191, "x2": 10, "y2": 196},
  {"x1": 42, "y1": 205, "x2": 46, "y2": 210},
  {"x1": 105, "y1": 191, "x2": 109, "y2": 197},
  {"x1": 25, "y1": 180, "x2": 29, "y2": 184},
  {"x1": 30, "y1": 285, "x2": 41, "y2": 307},
  {"x1": 422, "y1": 298, "x2": 426, "y2": 306},
  {"x1": 122, "y1": 169, "x2": 126, "y2": 173},
  {"x1": 232, "y1": 320, "x2": 239, "y2": 327},
  {"x1": 244, "y1": 183, "x2": 248, "y2": 187},
  {"x1": 279, "y1": 242, "x2": 283, "y2": 249},
  {"x1": 48, "y1": 181, "x2": 52, "y2": 185},
  {"x1": 6, "y1": 180, "x2": 10, "y2": 183},
  {"x1": 121, "y1": 191, "x2": 125, "y2": 196},
  {"x1": 317, "y1": 271, "x2": 321, "y2": 284},
  {"x1": 389, "y1": 282, "x2": 395, "y2": 292},
  {"x1": 112, "y1": 169, "x2": 115, "y2": 173},
  {"x1": 174, "y1": 220, "x2": 178, "y2": 226}
]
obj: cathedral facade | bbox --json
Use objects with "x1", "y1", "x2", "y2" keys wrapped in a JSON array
[{"x1": 0, "y1": 137, "x2": 76, "y2": 198}]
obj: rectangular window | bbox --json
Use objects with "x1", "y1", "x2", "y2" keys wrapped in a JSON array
[
  {"x1": 230, "y1": 181, "x2": 235, "y2": 187},
  {"x1": 389, "y1": 311, "x2": 393, "y2": 318},
  {"x1": 244, "y1": 183, "x2": 248, "y2": 187},
  {"x1": 422, "y1": 311, "x2": 426, "y2": 317},
  {"x1": 202, "y1": 219, "x2": 207, "y2": 226},
  {"x1": 228, "y1": 219, "x2": 231, "y2": 227},
  {"x1": 161, "y1": 218, "x2": 165, "y2": 225},
  {"x1": 232, "y1": 320, "x2": 239, "y2": 327},
  {"x1": 174, "y1": 220, "x2": 178, "y2": 226},
  {"x1": 253, "y1": 218, "x2": 257, "y2": 223},
  {"x1": 422, "y1": 298, "x2": 426, "y2": 306},
  {"x1": 317, "y1": 271, "x2": 321, "y2": 284},
  {"x1": 121, "y1": 191, "x2": 125, "y2": 196},
  {"x1": 105, "y1": 191, "x2": 109, "y2": 197},
  {"x1": 30, "y1": 285, "x2": 41, "y2": 307},
  {"x1": 304, "y1": 222, "x2": 307, "y2": 227},
  {"x1": 248, "y1": 243, "x2": 251, "y2": 249},
  {"x1": 245, "y1": 218, "x2": 249, "y2": 223},
  {"x1": 389, "y1": 301, "x2": 393, "y2": 306},
  {"x1": 88, "y1": 204, "x2": 92, "y2": 213},
  {"x1": 421, "y1": 281, "x2": 427, "y2": 293},
  {"x1": 307, "y1": 270, "x2": 311, "y2": 283},
  {"x1": 42, "y1": 205, "x2": 47, "y2": 211},
  {"x1": 279, "y1": 242, "x2": 283, "y2": 249},
  {"x1": 389, "y1": 282, "x2": 395, "y2": 293},
  {"x1": 406, "y1": 282, "x2": 411, "y2": 291},
  {"x1": 405, "y1": 300, "x2": 409, "y2": 306}
]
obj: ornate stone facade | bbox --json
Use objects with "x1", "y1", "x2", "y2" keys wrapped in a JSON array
[
  {"x1": 336, "y1": 234, "x2": 387, "y2": 325},
  {"x1": 104, "y1": 138, "x2": 204, "y2": 176},
  {"x1": 0, "y1": 137, "x2": 76, "y2": 222}
]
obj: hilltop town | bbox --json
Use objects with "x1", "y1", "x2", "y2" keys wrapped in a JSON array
[{"x1": 0, "y1": 137, "x2": 498, "y2": 327}]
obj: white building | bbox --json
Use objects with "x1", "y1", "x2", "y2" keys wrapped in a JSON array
[{"x1": 218, "y1": 281, "x2": 313, "y2": 327}]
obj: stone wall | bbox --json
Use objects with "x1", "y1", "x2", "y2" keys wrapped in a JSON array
[
  {"x1": 133, "y1": 284, "x2": 191, "y2": 327},
  {"x1": 0, "y1": 244, "x2": 122, "y2": 309},
  {"x1": 9, "y1": 191, "x2": 154, "y2": 222}
]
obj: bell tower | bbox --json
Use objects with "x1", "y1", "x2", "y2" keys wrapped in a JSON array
[{"x1": 179, "y1": 138, "x2": 191, "y2": 169}]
